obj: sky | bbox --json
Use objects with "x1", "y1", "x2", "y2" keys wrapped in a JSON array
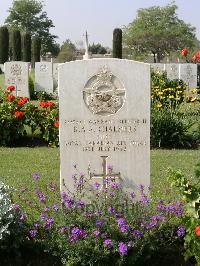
[{"x1": 0, "y1": 0, "x2": 200, "y2": 48}]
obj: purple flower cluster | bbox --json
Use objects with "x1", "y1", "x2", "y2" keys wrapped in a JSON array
[
  {"x1": 69, "y1": 227, "x2": 87, "y2": 242},
  {"x1": 93, "y1": 229, "x2": 100, "y2": 238},
  {"x1": 61, "y1": 192, "x2": 75, "y2": 209},
  {"x1": 36, "y1": 190, "x2": 46, "y2": 203},
  {"x1": 157, "y1": 201, "x2": 184, "y2": 217},
  {"x1": 132, "y1": 229, "x2": 143, "y2": 239},
  {"x1": 32, "y1": 173, "x2": 40, "y2": 181},
  {"x1": 59, "y1": 226, "x2": 68, "y2": 234},
  {"x1": 119, "y1": 242, "x2": 128, "y2": 255},
  {"x1": 45, "y1": 218, "x2": 54, "y2": 230},
  {"x1": 29, "y1": 229, "x2": 37, "y2": 238},
  {"x1": 117, "y1": 218, "x2": 130, "y2": 233},
  {"x1": 19, "y1": 212, "x2": 27, "y2": 221},
  {"x1": 103, "y1": 239, "x2": 113, "y2": 248},
  {"x1": 177, "y1": 225, "x2": 186, "y2": 237}
]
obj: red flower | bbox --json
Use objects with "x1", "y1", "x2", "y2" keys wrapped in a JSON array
[
  {"x1": 195, "y1": 226, "x2": 200, "y2": 236},
  {"x1": 17, "y1": 99, "x2": 26, "y2": 106},
  {"x1": 7, "y1": 85, "x2": 15, "y2": 92},
  {"x1": 21, "y1": 97, "x2": 29, "y2": 103},
  {"x1": 196, "y1": 51, "x2": 200, "y2": 58},
  {"x1": 181, "y1": 48, "x2": 188, "y2": 57},
  {"x1": 40, "y1": 101, "x2": 55, "y2": 108},
  {"x1": 14, "y1": 111, "x2": 25, "y2": 118},
  {"x1": 7, "y1": 94, "x2": 15, "y2": 102},
  {"x1": 54, "y1": 121, "x2": 59, "y2": 127},
  {"x1": 47, "y1": 101, "x2": 55, "y2": 107}
]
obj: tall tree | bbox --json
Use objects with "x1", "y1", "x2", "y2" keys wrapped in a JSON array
[
  {"x1": 113, "y1": 28, "x2": 122, "y2": 59},
  {"x1": 31, "y1": 36, "x2": 41, "y2": 67},
  {"x1": 5, "y1": 0, "x2": 57, "y2": 55},
  {"x1": 11, "y1": 29, "x2": 21, "y2": 61},
  {"x1": 21, "y1": 32, "x2": 31, "y2": 62},
  {"x1": 0, "y1": 26, "x2": 9, "y2": 63},
  {"x1": 123, "y1": 4, "x2": 196, "y2": 62},
  {"x1": 56, "y1": 40, "x2": 76, "y2": 63}
]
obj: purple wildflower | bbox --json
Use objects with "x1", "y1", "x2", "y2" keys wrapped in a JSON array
[
  {"x1": 70, "y1": 227, "x2": 87, "y2": 242},
  {"x1": 151, "y1": 215, "x2": 166, "y2": 222},
  {"x1": 96, "y1": 220, "x2": 104, "y2": 227},
  {"x1": 13, "y1": 204, "x2": 20, "y2": 210},
  {"x1": 132, "y1": 230, "x2": 143, "y2": 239},
  {"x1": 77, "y1": 199, "x2": 85, "y2": 209},
  {"x1": 109, "y1": 192, "x2": 116, "y2": 198},
  {"x1": 45, "y1": 218, "x2": 54, "y2": 230},
  {"x1": 93, "y1": 230, "x2": 100, "y2": 238},
  {"x1": 52, "y1": 204, "x2": 59, "y2": 212},
  {"x1": 44, "y1": 207, "x2": 50, "y2": 212},
  {"x1": 93, "y1": 182, "x2": 101, "y2": 189},
  {"x1": 108, "y1": 206, "x2": 115, "y2": 214},
  {"x1": 119, "y1": 242, "x2": 128, "y2": 255},
  {"x1": 29, "y1": 229, "x2": 37, "y2": 238},
  {"x1": 139, "y1": 184, "x2": 145, "y2": 191},
  {"x1": 20, "y1": 212, "x2": 27, "y2": 221},
  {"x1": 117, "y1": 218, "x2": 126, "y2": 227},
  {"x1": 177, "y1": 226, "x2": 186, "y2": 237},
  {"x1": 127, "y1": 241, "x2": 134, "y2": 249},
  {"x1": 103, "y1": 239, "x2": 113, "y2": 248},
  {"x1": 140, "y1": 193, "x2": 150, "y2": 204},
  {"x1": 40, "y1": 213, "x2": 47, "y2": 221},
  {"x1": 79, "y1": 172, "x2": 85, "y2": 177},
  {"x1": 36, "y1": 190, "x2": 46, "y2": 203},
  {"x1": 32, "y1": 173, "x2": 40, "y2": 181},
  {"x1": 120, "y1": 224, "x2": 130, "y2": 233},
  {"x1": 130, "y1": 192, "x2": 136, "y2": 199},
  {"x1": 111, "y1": 183, "x2": 121, "y2": 189}
]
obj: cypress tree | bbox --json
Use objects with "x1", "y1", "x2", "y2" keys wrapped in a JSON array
[
  {"x1": 11, "y1": 29, "x2": 21, "y2": 61},
  {"x1": 21, "y1": 32, "x2": 31, "y2": 62},
  {"x1": 32, "y1": 37, "x2": 41, "y2": 68},
  {"x1": 0, "y1": 26, "x2": 9, "y2": 63},
  {"x1": 112, "y1": 28, "x2": 122, "y2": 59}
]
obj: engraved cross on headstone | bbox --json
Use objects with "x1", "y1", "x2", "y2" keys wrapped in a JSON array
[{"x1": 89, "y1": 156, "x2": 121, "y2": 188}]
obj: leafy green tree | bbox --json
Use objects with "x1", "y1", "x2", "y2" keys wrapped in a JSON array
[
  {"x1": 56, "y1": 40, "x2": 76, "y2": 63},
  {"x1": 5, "y1": 0, "x2": 57, "y2": 55},
  {"x1": 123, "y1": 4, "x2": 196, "y2": 62},
  {"x1": 89, "y1": 43, "x2": 107, "y2": 54}
]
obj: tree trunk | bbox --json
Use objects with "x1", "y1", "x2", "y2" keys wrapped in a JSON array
[{"x1": 153, "y1": 52, "x2": 156, "y2": 63}]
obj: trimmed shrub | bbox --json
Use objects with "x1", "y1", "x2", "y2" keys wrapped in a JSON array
[
  {"x1": 0, "y1": 26, "x2": 9, "y2": 64},
  {"x1": 11, "y1": 29, "x2": 21, "y2": 61},
  {"x1": 21, "y1": 32, "x2": 31, "y2": 62},
  {"x1": 112, "y1": 28, "x2": 122, "y2": 59},
  {"x1": 32, "y1": 37, "x2": 41, "y2": 68}
]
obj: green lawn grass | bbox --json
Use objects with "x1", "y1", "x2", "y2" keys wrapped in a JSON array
[
  {"x1": 0, "y1": 73, "x2": 5, "y2": 89},
  {"x1": 0, "y1": 148, "x2": 199, "y2": 200}
]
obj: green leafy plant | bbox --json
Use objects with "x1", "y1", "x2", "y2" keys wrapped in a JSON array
[{"x1": 168, "y1": 164, "x2": 200, "y2": 265}]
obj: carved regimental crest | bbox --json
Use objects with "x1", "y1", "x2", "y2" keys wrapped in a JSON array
[
  {"x1": 10, "y1": 64, "x2": 22, "y2": 76},
  {"x1": 83, "y1": 66, "x2": 126, "y2": 116}
]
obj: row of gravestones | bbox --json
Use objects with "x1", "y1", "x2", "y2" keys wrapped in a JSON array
[
  {"x1": 0, "y1": 62, "x2": 198, "y2": 99},
  {"x1": 0, "y1": 61, "x2": 60, "y2": 98},
  {"x1": 151, "y1": 63, "x2": 197, "y2": 91}
]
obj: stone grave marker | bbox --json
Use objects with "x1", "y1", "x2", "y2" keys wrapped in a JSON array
[
  {"x1": 4, "y1": 61, "x2": 29, "y2": 97},
  {"x1": 179, "y1": 64, "x2": 197, "y2": 92},
  {"x1": 35, "y1": 62, "x2": 54, "y2": 94},
  {"x1": 59, "y1": 59, "x2": 150, "y2": 193},
  {"x1": 165, "y1": 63, "x2": 179, "y2": 80}
]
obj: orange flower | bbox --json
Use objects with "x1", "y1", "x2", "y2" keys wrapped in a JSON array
[
  {"x1": 47, "y1": 101, "x2": 55, "y2": 107},
  {"x1": 54, "y1": 121, "x2": 59, "y2": 127},
  {"x1": 40, "y1": 101, "x2": 55, "y2": 108},
  {"x1": 192, "y1": 55, "x2": 197, "y2": 62},
  {"x1": 7, "y1": 94, "x2": 15, "y2": 101},
  {"x1": 14, "y1": 111, "x2": 25, "y2": 118},
  {"x1": 181, "y1": 48, "x2": 188, "y2": 57},
  {"x1": 7, "y1": 85, "x2": 15, "y2": 92},
  {"x1": 196, "y1": 51, "x2": 200, "y2": 58},
  {"x1": 195, "y1": 226, "x2": 200, "y2": 236},
  {"x1": 21, "y1": 97, "x2": 29, "y2": 103}
]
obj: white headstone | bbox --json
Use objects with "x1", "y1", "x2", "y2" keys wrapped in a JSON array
[
  {"x1": 59, "y1": 59, "x2": 150, "y2": 193},
  {"x1": 4, "y1": 61, "x2": 29, "y2": 97},
  {"x1": 165, "y1": 63, "x2": 179, "y2": 80},
  {"x1": 179, "y1": 64, "x2": 197, "y2": 92},
  {"x1": 35, "y1": 62, "x2": 53, "y2": 94}
]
